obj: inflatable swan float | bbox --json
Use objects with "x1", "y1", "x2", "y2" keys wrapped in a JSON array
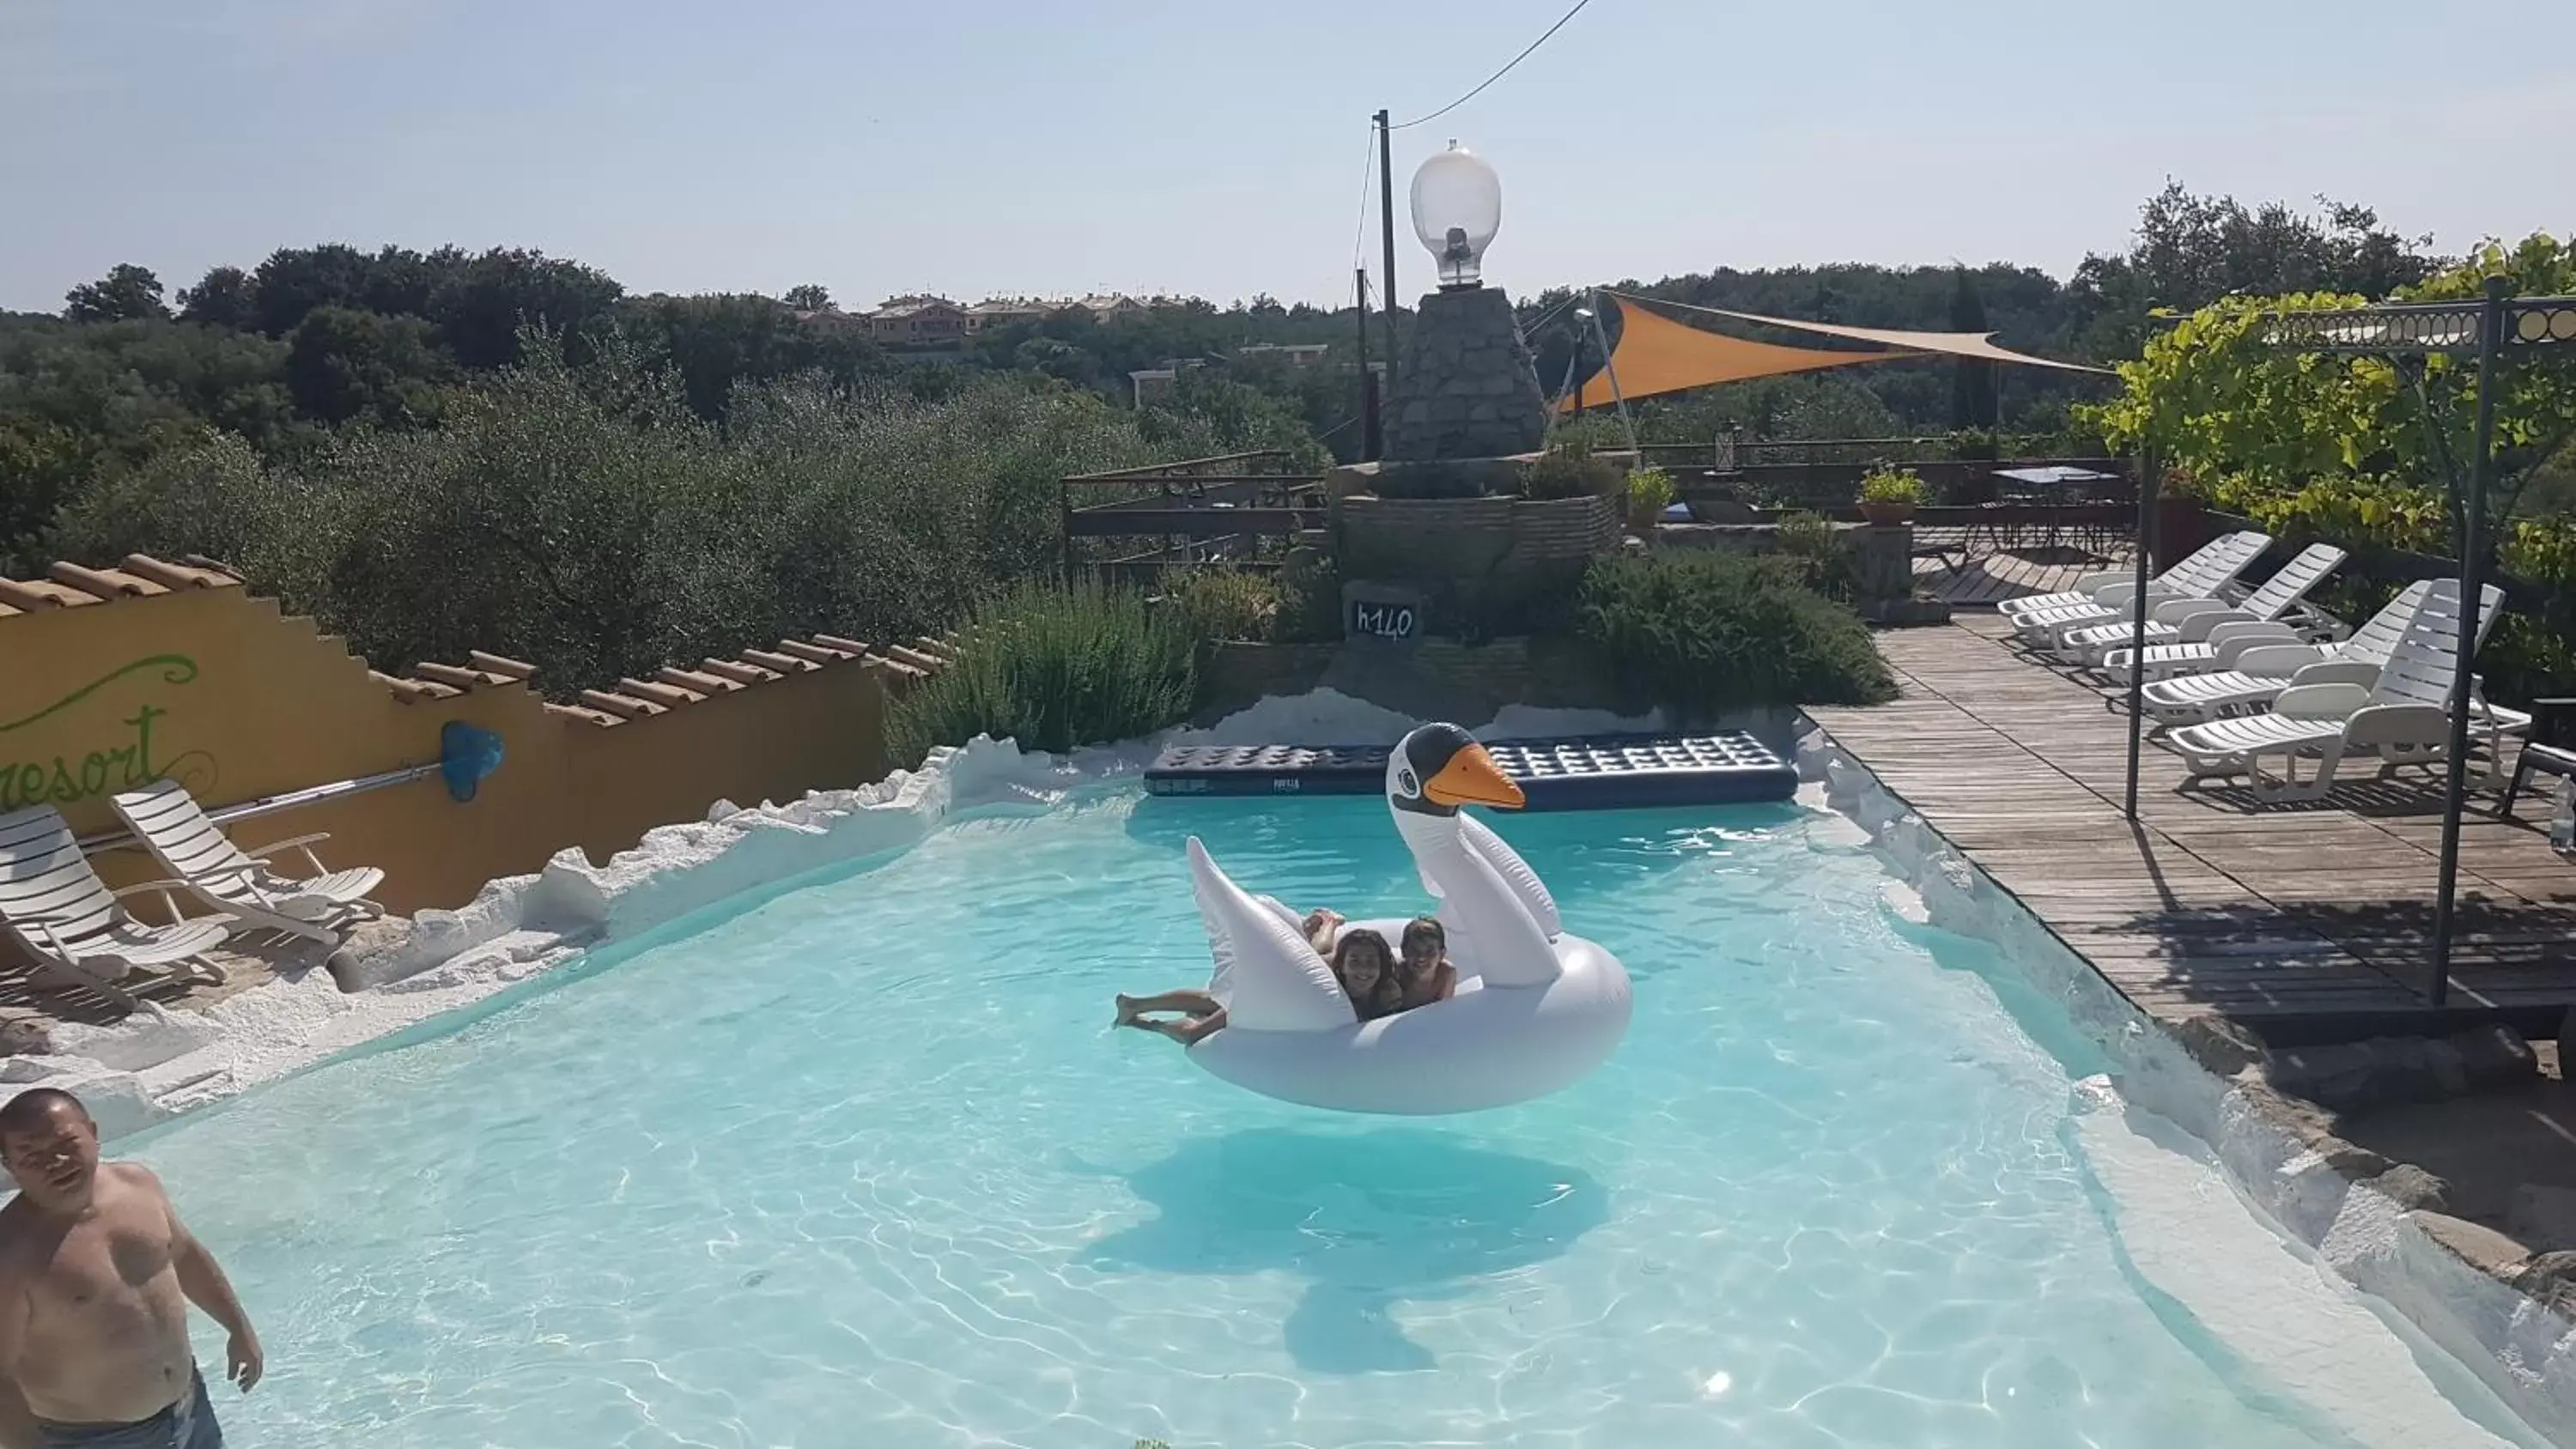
[{"x1": 1182, "y1": 723, "x2": 1633, "y2": 1115}]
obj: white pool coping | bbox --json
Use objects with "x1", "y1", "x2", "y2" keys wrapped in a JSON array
[
  {"x1": 15, "y1": 692, "x2": 2568, "y2": 1440},
  {"x1": 1798, "y1": 723, "x2": 2576, "y2": 1446},
  {"x1": 21, "y1": 691, "x2": 1662, "y2": 1137}
]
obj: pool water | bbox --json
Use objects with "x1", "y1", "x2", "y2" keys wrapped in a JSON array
[{"x1": 132, "y1": 790, "x2": 2512, "y2": 1446}]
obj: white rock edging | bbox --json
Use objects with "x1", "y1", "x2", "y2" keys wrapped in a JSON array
[
  {"x1": 1796, "y1": 721, "x2": 2576, "y2": 1444},
  {"x1": 21, "y1": 690, "x2": 1660, "y2": 1142}
]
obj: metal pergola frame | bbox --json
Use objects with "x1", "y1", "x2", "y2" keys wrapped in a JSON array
[{"x1": 2117, "y1": 279, "x2": 2576, "y2": 1006}]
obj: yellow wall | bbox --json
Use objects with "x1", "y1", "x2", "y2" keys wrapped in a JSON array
[{"x1": 1, "y1": 567, "x2": 924, "y2": 916}]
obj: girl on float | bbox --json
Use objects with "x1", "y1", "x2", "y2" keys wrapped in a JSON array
[
  {"x1": 1395, "y1": 916, "x2": 1456, "y2": 1011},
  {"x1": 1118, "y1": 924, "x2": 1397, "y2": 1048}
]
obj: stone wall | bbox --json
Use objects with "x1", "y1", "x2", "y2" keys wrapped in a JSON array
[
  {"x1": 1386, "y1": 287, "x2": 1549, "y2": 462},
  {"x1": 1334, "y1": 494, "x2": 1619, "y2": 637}
]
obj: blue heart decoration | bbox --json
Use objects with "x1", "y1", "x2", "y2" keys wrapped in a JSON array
[{"x1": 440, "y1": 721, "x2": 506, "y2": 803}]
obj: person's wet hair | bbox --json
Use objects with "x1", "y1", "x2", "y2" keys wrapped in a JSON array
[
  {"x1": 1401, "y1": 916, "x2": 1445, "y2": 958},
  {"x1": 1335, "y1": 929, "x2": 1391, "y2": 972},
  {"x1": 0, "y1": 1088, "x2": 88, "y2": 1139}
]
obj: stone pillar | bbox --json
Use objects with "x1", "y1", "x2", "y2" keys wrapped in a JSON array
[{"x1": 1386, "y1": 288, "x2": 1549, "y2": 462}]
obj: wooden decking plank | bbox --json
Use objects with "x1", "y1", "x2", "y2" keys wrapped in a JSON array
[{"x1": 1807, "y1": 618, "x2": 2576, "y2": 1031}]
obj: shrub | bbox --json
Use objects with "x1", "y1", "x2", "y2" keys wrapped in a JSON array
[
  {"x1": 1772, "y1": 509, "x2": 1855, "y2": 601},
  {"x1": 1276, "y1": 556, "x2": 1342, "y2": 643},
  {"x1": 1577, "y1": 551, "x2": 1895, "y2": 716},
  {"x1": 1165, "y1": 567, "x2": 1279, "y2": 643},
  {"x1": 1625, "y1": 466, "x2": 1677, "y2": 517},
  {"x1": 1858, "y1": 465, "x2": 1926, "y2": 505},
  {"x1": 888, "y1": 579, "x2": 1200, "y2": 762},
  {"x1": 1522, "y1": 443, "x2": 1622, "y2": 500}
]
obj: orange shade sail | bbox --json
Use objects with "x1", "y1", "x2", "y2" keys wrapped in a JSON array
[
  {"x1": 1560, "y1": 295, "x2": 1911, "y2": 413},
  {"x1": 1559, "y1": 292, "x2": 2111, "y2": 412},
  {"x1": 1654, "y1": 298, "x2": 2114, "y2": 374}
]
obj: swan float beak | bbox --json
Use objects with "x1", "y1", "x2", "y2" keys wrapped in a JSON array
[{"x1": 1425, "y1": 743, "x2": 1527, "y2": 810}]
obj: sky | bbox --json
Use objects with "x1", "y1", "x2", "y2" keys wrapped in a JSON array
[{"x1": 3, "y1": 0, "x2": 2570, "y2": 314}]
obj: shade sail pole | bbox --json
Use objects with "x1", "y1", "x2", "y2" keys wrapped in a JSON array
[
  {"x1": 1587, "y1": 290, "x2": 1640, "y2": 458},
  {"x1": 2428, "y1": 276, "x2": 2509, "y2": 1006},
  {"x1": 2123, "y1": 445, "x2": 2157, "y2": 822}
]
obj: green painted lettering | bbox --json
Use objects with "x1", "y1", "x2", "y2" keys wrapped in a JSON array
[
  {"x1": 128, "y1": 705, "x2": 165, "y2": 783},
  {"x1": 0, "y1": 663, "x2": 204, "y2": 812}
]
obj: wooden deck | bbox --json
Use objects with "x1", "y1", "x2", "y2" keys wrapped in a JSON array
[
  {"x1": 1911, "y1": 530, "x2": 2136, "y2": 609},
  {"x1": 1807, "y1": 616, "x2": 2576, "y2": 1043}
]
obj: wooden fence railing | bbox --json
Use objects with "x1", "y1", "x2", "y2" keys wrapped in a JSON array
[{"x1": 1059, "y1": 450, "x2": 1326, "y2": 585}]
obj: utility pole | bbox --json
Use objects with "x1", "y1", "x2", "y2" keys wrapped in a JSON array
[{"x1": 1376, "y1": 108, "x2": 1399, "y2": 388}]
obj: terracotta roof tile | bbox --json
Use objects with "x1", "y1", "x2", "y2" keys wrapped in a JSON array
[
  {"x1": 578, "y1": 689, "x2": 664, "y2": 720},
  {"x1": 699, "y1": 658, "x2": 779, "y2": 684},
  {"x1": 48, "y1": 562, "x2": 167, "y2": 600}
]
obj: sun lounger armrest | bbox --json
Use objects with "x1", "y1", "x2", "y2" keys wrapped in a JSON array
[
  {"x1": 2286, "y1": 659, "x2": 2383, "y2": 689},
  {"x1": 2274, "y1": 682, "x2": 2372, "y2": 720},
  {"x1": 2229, "y1": 641, "x2": 2328, "y2": 675},
  {"x1": 242, "y1": 832, "x2": 331, "y2": 874},
  {"x1": 2151, "y1": 597, "x2": 2233, "y2": 627},
  {"x1": 2089, "y1": 581, "x2": 2153, "y2": 609},
  {"x1": 106, "y1": 877, "x2": 197, "y2": 926},
  {"x1": 2205, "y1": 621, "x2": 2297, "y2": 655},
  {"x1": 2342, "y1": 702, "x2": 2446, "y2": 748}
]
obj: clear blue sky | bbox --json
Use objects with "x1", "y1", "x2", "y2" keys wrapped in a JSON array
[{"x1": 4, "y1": 0, "x2": 2567, "y2": 314}]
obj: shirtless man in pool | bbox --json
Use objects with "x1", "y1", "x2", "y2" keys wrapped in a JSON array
[{"x1": 0, "y1": 1089, "x2": 261, "y2": 1449}]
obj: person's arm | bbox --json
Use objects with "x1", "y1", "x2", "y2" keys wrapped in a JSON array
[
  {"x1": 0, "y1": 1277, "x2": 39, "y2": 1449},
  {"x1": 155, "y1": 1179, "x2": 260, "y2": 1392},
  {"x1": 1437, "y1": 962, "x2": 1457, "y2": 1001},
  {"x1": 0, "y1": 1380, "x2": 37, "y2": 1449}
]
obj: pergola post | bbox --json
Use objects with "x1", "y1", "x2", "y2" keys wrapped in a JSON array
[
  {"x1": 2123, "y1": 444, "x2": 2157, "y2": 822},
  {"x1": 2428, "y1": 276, "x2": 2512, "y2": 1004}
]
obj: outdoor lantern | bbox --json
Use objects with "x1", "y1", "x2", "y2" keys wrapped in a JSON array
[{"x1": 1410, "y1": 142, "x2": 1501, "y2": 289}]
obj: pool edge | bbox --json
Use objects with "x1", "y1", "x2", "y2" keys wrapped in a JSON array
[{"x1": 1795, "y1": 713, "x2": 2576, "y2": 1444}]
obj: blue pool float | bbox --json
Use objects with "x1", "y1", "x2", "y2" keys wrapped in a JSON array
[{"x1": 1182, "y1": 724, "x2": 1634, "y2": 1115}]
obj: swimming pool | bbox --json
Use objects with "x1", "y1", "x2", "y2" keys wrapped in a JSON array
[{"x1": 132, "y1": 785, "x2": 2533, "y2": 1446}]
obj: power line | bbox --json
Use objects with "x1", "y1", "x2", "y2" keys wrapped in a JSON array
[
  {"x1": 1349, "y1": 125, "x2": 1378, "y2": 275},
  {"x1": 1388, "y1": 0, "x2": 1598, "y2": 130}
]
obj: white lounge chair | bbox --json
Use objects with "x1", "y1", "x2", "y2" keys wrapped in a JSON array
[
  {"x1": 2064, "y1": 542, "x2": 2346, "y2": 669},
  {"x1": 1997, "y1": 530, "x2": 2269, "y2": 622},
  {"x1": 0, "y1": 806, "x2": 229, "y2": 1010},
  {"x1": 2136, "y1": 579, "x2": 2474, "y2": 728},
  {"x1": 108, "y1": 780, "x2": 385, "y2": 948},
  {"x1": 2160, "y1": 592, "x2": 2520, "y2": 802},
  {"x1": 2008, "y1": 531, "x2": 2274, "y2": 651}
]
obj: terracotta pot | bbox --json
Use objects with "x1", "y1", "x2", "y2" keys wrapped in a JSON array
[{"x1": 1858, "y1": 500, "x2": 1917, "y2": 526}]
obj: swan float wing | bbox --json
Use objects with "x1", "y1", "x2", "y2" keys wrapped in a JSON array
[
  {"x1": 1458, "y1": 814, "x2": 1561, "y2": 941},
  {"x1": 1186, "y1": 837, "x2": 1353, "y2": 1033}
]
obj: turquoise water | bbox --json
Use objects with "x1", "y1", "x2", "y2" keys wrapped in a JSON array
[{"x1": 135, "y1": 791, "x2": 2422, "y2": 1446}]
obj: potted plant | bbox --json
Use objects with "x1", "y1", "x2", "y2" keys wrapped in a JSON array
[
  {"x1": 1857, "y1": 465, "x2": 1925, "y2": 526},
  {"x1": 1625, "y1": 466, "x2": 1677, "y2": 530}
]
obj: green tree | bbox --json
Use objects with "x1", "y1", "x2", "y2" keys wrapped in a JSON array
[
  {"x1": 2069, "y1": 183, "x2": 2439, "y2": 358},
  {"x1": 427, "y1": 247, "x2": 624, "y2": 368},
  {"x1": 284, "y1": 306, "x2": 453, "y2": 425},
  {"x1": 783, "y1": 284, "x2": 832, "y2": 312},
  {"x1": 250, "y1": 244, "x2": 378, "y2": 336},
  {"x1": 64, "y1": 264, "x2": 170, "y2": 323},
  {"x1": 2083, "y1": 233, "x2": 2576, "y2": 549},
  {"x1": 176, "y1": 266, "x2": 258, "y2": 329}
]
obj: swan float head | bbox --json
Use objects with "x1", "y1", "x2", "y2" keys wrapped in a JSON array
[{"x1": 1387, "y1": 724, "x2": 1525, "y2": 816}]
